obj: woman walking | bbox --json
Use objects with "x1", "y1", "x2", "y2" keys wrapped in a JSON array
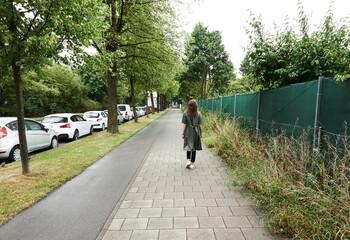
[{"x1": 182, "y1": 99, "x2": 203, "y2": 169}]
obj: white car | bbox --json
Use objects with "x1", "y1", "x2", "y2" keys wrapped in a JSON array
[
  {"x1": 0, "y1": 117, "x2": 58, "y2": 162},
  {"x1": 136, "y1": 107, "x2": 145, "y2": 116},
  {"x1": 41, "y1": 113, "x2": 93, "y2": 140},
  {"x1": 83, "y1": 111, "x2": 108, "y2": 130},
  {"x1": 118, "y1": 104, "x2": 133, "y2": 121},
  {"x1": 102, "y1": 110, "x2": 124, "y2": 125}
]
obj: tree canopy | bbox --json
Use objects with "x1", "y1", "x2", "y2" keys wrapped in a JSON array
[
  {"x1": 240, "y1": 3, "x2": 350, "y2": 89},
  {"x1": 178, "y1": 23, "x2": 235, "y2": 101}
]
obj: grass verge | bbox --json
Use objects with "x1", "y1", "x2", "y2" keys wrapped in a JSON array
[
  {"x1": 0, "y1": 110, "x2": 168, "y2": 225},
  {"x1": 202, "y1": 111, "x2": 350, "y2": 240}
]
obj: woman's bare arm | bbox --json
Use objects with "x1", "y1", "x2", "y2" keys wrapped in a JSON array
[{"x1": 182, "y1": 124, "x2": 186, "y2": 139}]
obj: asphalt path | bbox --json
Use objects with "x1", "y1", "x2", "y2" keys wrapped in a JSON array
[{"x1": 0, "y1": 110, "x2": 174, "y2": 240}]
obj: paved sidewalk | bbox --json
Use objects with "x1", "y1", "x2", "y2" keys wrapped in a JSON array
[{"x1": 99, "y1": 109, "x2": 281, "y2": 240}]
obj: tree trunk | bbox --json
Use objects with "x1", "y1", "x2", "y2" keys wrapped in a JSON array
[
  {"x1": 150, "y1": 91, "x2": 155, "y2": 114},
  {"x1": 107, "y1": 62, "x2": 119, "y2": 133},
  {"x1": 12, "y1": 62, "x2": 30, "y2": 174},
  {"x1": 106, "y1": 1, "x2": 119, "y2": 133},
  {"x1": 130, "y1": 76, "x2": 138, "y2": 123}
]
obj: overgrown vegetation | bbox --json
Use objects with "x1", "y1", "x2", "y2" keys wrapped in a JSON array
[{"x1": 202, "y1": 111, "x2": 350, "y2": 239}]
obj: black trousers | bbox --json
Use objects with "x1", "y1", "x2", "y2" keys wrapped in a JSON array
[{"x1": 187, "y1": 151, "x2": 196, "y2": 163}]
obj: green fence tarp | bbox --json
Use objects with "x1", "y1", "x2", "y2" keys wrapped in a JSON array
[{"x1": 197, "y1": 78, "x2": 350, "y2": 141}]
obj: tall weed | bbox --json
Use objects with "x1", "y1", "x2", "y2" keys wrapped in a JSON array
[{"x1": 202, "y1": 112, "x2": 350, "y2": 239}]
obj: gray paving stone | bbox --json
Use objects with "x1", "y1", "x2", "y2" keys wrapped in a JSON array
[
  {"x1": 144, "y1": 192, "x2": 164, "y2": 200},
  {"x1": 183, "y1": 180, "x2": 200, "y2": 186},
  {"x1": 166, "y1": 181, "x2": 183, "y2": 187},
  {"x1": 121, "y1": 218, "x2": 149, "y2": 230},
  {"x1": 241, "y1": 228, "x2": 275, "y2": 240},
  {"x1": 207, "y1": 207, "x2": 233, "y2": 217},
  {"x1": 115, "y1": 209, "x2": 140, "y2": 219},
  {"x1": 187, "y1": 229, "x2": 215, "y2": 240},
  {"x1": 159, "y1": 229, "x2": 186, "y2": 240},
  {"x1": 230, "y1": 206, "x2": 258, "y2": 216},
  {"x1": 195, "y1": 199, "x2": 217, "y2": 207},
  {"x1": 148, "y1": 217, "x2": 173, "y2": 229},
  {"x1": 162, "y1": 207, "x2": 185, "y2": 217},
  {"x1": 149, "y1": 181, "x2": 166, "y2": 187},
  {"x1": 214, "y1": 228, "x2": 245, "y2": 240},
  {"x1": 102, "y1": 230, "x2": 132, "y2": 240},
  {"x1": 131, "y1": 200, "x2": 153, "y2": 208},
  {"x1": 175, "y1": 186, "x2": 193, "y2": 192},
  {"x1": 153, "y1": 199, "x2": 174, "y2": 208},
  {"x1": 129, "y1": 187, "x2": 139, "y2": 193},
  {"x1": 174, "y1": 199, "x2": 195, "y2": 207},
  {"x1": 184, "y1": 192, "x2": 204, "y2": 199},
  {"x1": 203, "y1": 191, "x2": 224, "y2": 199},
  {"x1": 156, "y1": 186, "x2": 175, "y2": 193},
  {"x1": 222, "y1": 190, "x2": 244, "y2": 198},
  {"x1": 223, "y1": 216, "x2": 253, "y2": 228},
  {"x1": 248, "y1": 215, "x2": 266, "y2": 227},
  {"x1": 185, "y1": 207, "x2": 209, "y2": 217},
  {"x1": 108, "y1": 219, "x2": 124, "y2": 230},
  {"x1": 237, "y1": 196, "x2": 257, "y2": 206},
  {"x1": 174, "y1": 217, "x2": 199, "y2": 229},
  {"x1": 198, "y1": 216, "x2": 225, "y2": 228},
  {"x1": 130, "y1": 230, "x2": 159, "y2": 240},
  {"x1": 192, "y1": 185, "x2": 211, "y2": 192},
  {"x1": 137, "y1": 186, "x2": 157, "y2": 193},
  {"x1": 216, "y1": 198, "x2": 239, "y2": 207},
  {"x1": 138, "y1": 208, "x2": 162, "y2": 218},
  {"x1": 210, "y1": 186, "x2": 230, "y2": 192},
  {"x1": 132, "y1": 181, "x2": 150, "y2": 187},
  {"x1": 120, "y1": 200, "x2": 133, "y2": 209},
  {"x1": 125, "y1": 192, "x2": 146, "y2": 200},
  {"x1": 164, "y1": 192, "x2": 184, "y2": 199}
]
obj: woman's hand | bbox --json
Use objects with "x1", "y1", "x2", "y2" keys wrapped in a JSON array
[{"x1": 182, "y1": 134, "x2": 185, "y2": 139}]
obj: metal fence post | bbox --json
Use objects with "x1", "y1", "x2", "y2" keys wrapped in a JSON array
[
  {"x1": 212, "y1": 98, "x2": 214, "y2": 112},
  {"x1": 220, "y1": 96, "x2": 223, "y2": 112},
  {"x1": 233, "y1": 95, "x2": 237, "y2": 123},
  {"x1": 313, "y1": 77, "x2": 324, "y2": 151},
  {"x1": 256, "y1": 91, "x2": 261, "y2": 139}
]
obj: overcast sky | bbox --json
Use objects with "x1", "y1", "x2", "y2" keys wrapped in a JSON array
[{"x1": 180, "y1": 0, "x2": 350, "y2": 76}]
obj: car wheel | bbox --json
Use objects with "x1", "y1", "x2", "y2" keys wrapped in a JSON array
[
  {"x1": 9, "y1": 146, "x2": 21, "y2": 162},
  {"x1": 89, "y1": 126, "x2": 94, "y2": 135},
  {"x1": 50, "y1": 137, "x2": 58, "y2": 149},
  {"x1": 73, "y1": 130, "x2": 79, "y2": 141},
  {"x1": 101, "y1": 124, "x2": 105, "y2": 131}
]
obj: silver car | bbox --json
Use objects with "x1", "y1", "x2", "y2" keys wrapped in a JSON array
[{"x1": 0, "y1": 118, "x2": 58, "y2": 162}]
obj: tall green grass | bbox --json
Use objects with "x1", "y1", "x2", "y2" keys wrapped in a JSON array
[{"x1": 202, "y1": 112, "x2": 350, "y2": 239}]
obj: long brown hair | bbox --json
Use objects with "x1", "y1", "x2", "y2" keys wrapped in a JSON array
[{"x1": 186, "y1": 99, "x2": 198, "y2": 117}]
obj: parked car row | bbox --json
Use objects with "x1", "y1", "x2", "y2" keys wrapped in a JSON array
[
  {"x1": 117, "y1": 104, "x2": 147, "y2": 122},
  {"x1": 0, "y1": 105, "x2": 150, "y2": 164}
]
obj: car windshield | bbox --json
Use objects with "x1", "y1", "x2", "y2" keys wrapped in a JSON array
[
  {"x1": 42, "y1": 117, "x2": 68, "y2": 124},
  {"x1": 83, "y1": 113, "x2": 100, "y2": 118},
  {"x1": 118, "y1": 106, "x2": 126, "y2": 111}
]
